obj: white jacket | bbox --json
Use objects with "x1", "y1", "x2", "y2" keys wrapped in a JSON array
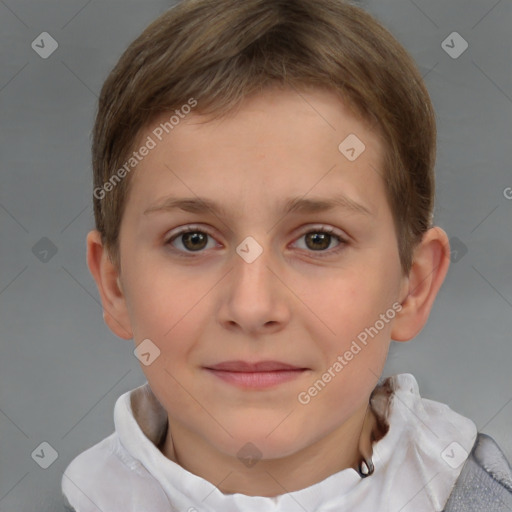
[{"x1": 62, "y1": 373, "x2": 485, "y2": 512}]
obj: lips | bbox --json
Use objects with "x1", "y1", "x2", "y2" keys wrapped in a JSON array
[
  {"x1": 205, "y1": 360, "x2": 306, "y2": 372},
  {"x1": 204, "y1": 361, "x2": 308, "y2": 389}
]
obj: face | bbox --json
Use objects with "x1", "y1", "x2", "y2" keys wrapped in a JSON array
[{"x1": 115, "y1": 87, "x2": 408, "y2": 460}]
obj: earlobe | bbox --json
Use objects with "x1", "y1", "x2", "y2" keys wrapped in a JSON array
[
  {"x1": 86, "y1": 230, "x2": 133, "y2": 340},
  {"x1": 391, "y1": 227, "x2": 451, "y2": 342}
]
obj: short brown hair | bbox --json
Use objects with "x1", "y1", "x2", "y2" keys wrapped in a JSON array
[{"x1": 92, "y1": 0, "x2": 436, "y2": 275}]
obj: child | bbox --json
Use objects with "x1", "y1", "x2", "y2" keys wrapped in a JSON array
[{"x1": 61, "y1": 0, "x2": 512, "y2": 510}]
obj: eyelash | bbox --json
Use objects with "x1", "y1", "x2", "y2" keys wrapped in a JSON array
[{"x1": 164, "y1": 225, "x2": 348, "y2": 259}]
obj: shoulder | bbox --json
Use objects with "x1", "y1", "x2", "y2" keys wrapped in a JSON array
[
  {"x1": 473, "y1": 433, "x2": 512, "y2": 491},
  {"x1": 444, "y1": 433, "x2": 512, "y2": 511},
  {"x1": 61, "y1": 432, "x2": 170, "y2": 512}
]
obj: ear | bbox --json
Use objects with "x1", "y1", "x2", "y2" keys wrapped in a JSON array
[
  {"x1": 391, "y1": 226, "x2": 451, "y2": 342},
  {"x1": 86, "y1": 230, "x2": 133, "y2": 340}
]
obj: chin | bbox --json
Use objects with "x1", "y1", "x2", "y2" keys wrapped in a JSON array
[{"x1": 216, "y1": 426, "x2": 306, "y2": 461}]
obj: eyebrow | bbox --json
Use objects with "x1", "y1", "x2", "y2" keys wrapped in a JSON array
[{"x1": 144, "y1": 193, "x2": 372, "y2": 217}]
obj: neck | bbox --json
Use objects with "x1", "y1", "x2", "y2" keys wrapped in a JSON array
[{"x1": 161, "y1": 403, "x2": 379, "y2": 497}]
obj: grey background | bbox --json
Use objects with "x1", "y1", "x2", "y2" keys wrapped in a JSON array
[{"x1": 0, "y1": 0, "x2": 511, "y2": 511}]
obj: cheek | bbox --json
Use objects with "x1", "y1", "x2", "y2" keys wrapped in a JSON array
[
  {"x1": 305, "y1": 278, "x2": 393, "y2": 411},
  {"x1": 311, "y1": 268, "x2": 397, "y2": 353},
  {"x1": 124, "y1": 264, "x2": 209, "y2": 375},
  {"x1": 123, "y1": 255, "x2": 199, "y2": 338}
]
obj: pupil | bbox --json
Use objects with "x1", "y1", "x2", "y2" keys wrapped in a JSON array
[
  {"x1": 183, "y1": 232, "x2": 207, "y2": 251},
  {"x1": 307, "y1": 233, "x2": 330, "y2": 250}
]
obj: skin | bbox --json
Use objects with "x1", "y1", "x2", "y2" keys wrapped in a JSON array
[{"x1": 87, "y1": 87, "x2": 451, "y2": 497}]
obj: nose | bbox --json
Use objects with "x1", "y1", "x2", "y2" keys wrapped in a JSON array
[{"x1": 218, "y1": 238, "x2": 291, "y2": 336}]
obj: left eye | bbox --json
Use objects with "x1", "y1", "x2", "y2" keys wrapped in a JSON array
[
  {"x1": 165, "y1": 226, "x2": 347, "y2": 256},
  {"x1": 293, "y1": 228, "x2": 344, "y2": 253}
]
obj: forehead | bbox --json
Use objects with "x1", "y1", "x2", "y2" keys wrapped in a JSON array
[{"x1": 125, "y1": 87, "x2": 387, "y2": 221}]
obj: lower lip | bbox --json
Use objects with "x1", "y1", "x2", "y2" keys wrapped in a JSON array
[{"x1": 205, "y1": 369, "x2": 307, "y2": 389}]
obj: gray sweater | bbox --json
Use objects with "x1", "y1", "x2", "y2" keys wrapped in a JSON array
[{"x1": 443, "y1": 433, "x2": 512, "y2": 511}]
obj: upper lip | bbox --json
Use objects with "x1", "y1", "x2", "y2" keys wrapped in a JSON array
[{"x1": 205, "y1": 360, "x2": 306, "y2": 372}]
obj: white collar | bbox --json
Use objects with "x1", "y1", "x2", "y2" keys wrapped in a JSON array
[{"x1": 113, "y1": 373, "x2": 477, "y2": 512}]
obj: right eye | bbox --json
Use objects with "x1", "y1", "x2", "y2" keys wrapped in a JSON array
[{"x1": 165, "y1": 226, "x2": 219, "y2": 254}]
